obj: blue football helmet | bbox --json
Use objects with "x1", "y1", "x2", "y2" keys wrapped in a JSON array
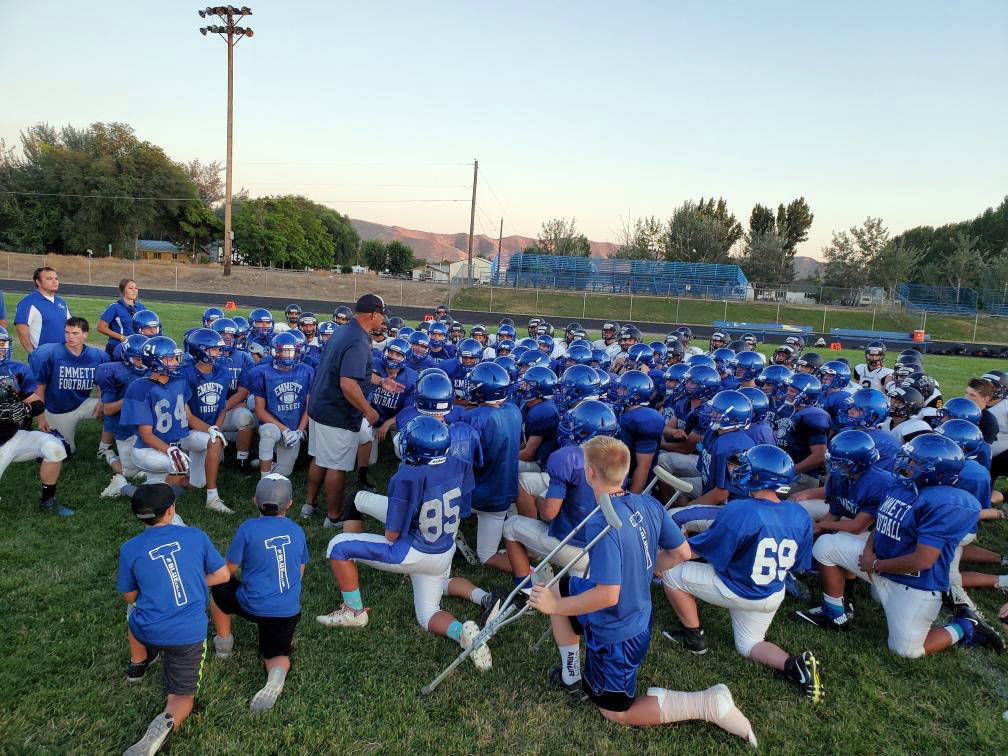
[
  {"x1": 187, "y1": 328, "x2": 225, "y2": 364},
  {"x1": 317, "y1": 320, "x2": 335, "y2": 344},
  {"x1": 557, "y1": 364, "x2": 602, "y2": 411},
  {"x1": 739, "y1": 386, "x2": 772, "y2": 423},
  {"x1": 711, "y1": 347, "x2": 736, "y2": 375},
  {"x1": 333, "y1": 305, "x2": 352, "y2": 324},
  {"x1": 496, "y1": 339, "x2": 515, "y2": 356},
  {"x1": 516, "y1": 349, "x2": 549, "y2": 375},
  {"x1": 428, "y1": 321, "x2": 449, "y2": 345},
  {"x1": 493, "y1": 355, "x2": 519, "y2": 383},
  {"x1": 415, "y1": 371, "x2": 455, "y2": 416},
  {"x1": 497, "y1": 324, "x2": 517, "y2": 342},
  {"x1": 271, "y1": 332, "x2": 301, "y2": 368},
  {"x1": 703, "y1": 390, "x2": 753, "y2": 431},
  {"x1": 401, "y1": 415, "x2": 451, "y2": 466},
  {"x1": 730, "y1": 444, "x2": 796, "y2": 495},
  {"x1": 121, "y1": 334, "x2": 149, "y2": 375},
  {"x1": 511, "y1": 345, "x2": 529, "y2": 362},
  {"x1": 249, "y1": 308, "x2": 274, "y2": 337},
  {"x1": 595, "y1": 368, "x2": 612, "y2": 397},
  {"x1": 818, "y1": 360, "x2": 852, "y2": 390},
  {"x1": 756, "y1": 364, "x2": 793, "y2": 399},
  {"x1": 383, "y1": 337, "x2": 409, "y2": 370},
  {"x1": 679, "y1": 365, "x2": 722, "y2": 401},
  {"x1": 591, "y1": 348, "x2": 612, "y2": 372},
  {"x1": 557, "y1": 399, "x2": 619, "y2": 445},
  {"x1": 202, "y1": 306, "x2": 224, "y2": 327},
  {"x1": 466, "y1": 361, "x2": 511, "y2": 403},
  {"x1": 649, "y1": 342, "x2": 668, "y2": 361},
  {"x1": 141, "y1": 336, "x2": 183, "y2": 376},
  {"x1": 516, "y1": 366, "x2": 558, "y2": 402},
  {"x1": 536, "y1": 335, "x2": 555, "y2": 355},
  {"x1": 0, "y1": 326, "x2": 10, "y2": 363},
  {"x1": 664, "y1": 340, "x2": 685, "y2": 365},
  {"x1": 132, "y1": 309, "x2": 162, "y2": 337},
  {"x1": 938, "y1": 397, "x2": 982, "y2": 426},
  {"x1": 686, "y1": 353, "x2": 716, "y2": 369},
  {"x1": 210, "y1": 318, "x2": 239, "y2": 354},
  {"x1": 625, "y1": 343, "x2": 655, "y2": 371},
  {"x1": 782, "y1": 373, "x2": 821, "y2": 406},
  {"x1": 894, "y1": 433, "x2": 964, "y2": 487},
  {"x1": 456, "y1": 338, "x2": 483, "y2": 369},
  {"x1": 616, "y1": 370, "x2": 654, "y2": 409},
  {"x1": 730, "y1": 350, "x2": 766, "y2": 382},
  {"x1": 231, "y1": 316, "x2": 250, "y2": 348},
  {"x1": 935, "y1": 419, "x2": 984, "y2": 460},
  {"x1": 397, "y1": 326, "x2": 415, "y2": 340},
  {"x1": 517, "y1": 337, "x2": 538, "y2": 351},
  {"x1": 564, "y1": 343, "x2": 594, "y2": 369},
  {"x1": 837, "y1": 388, "x2": 889, "y2": 428},
  {"x1": 408, "y1": 330, "x2": 431, "y2": 357},
  {"x1": 663, "y1": 362, "x2": 691, "y2": 392},
  {"x1": 470, "y1": 325, "x2": 488, "y2": 344},
  {"x1": 826, "y1": 430, "x2": 879, "y2": 476},
  {"x1": 288, "y1": 329, "x2": 307, "y2": 357}
]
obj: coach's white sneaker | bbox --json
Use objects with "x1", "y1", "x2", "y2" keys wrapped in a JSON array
[
  {"x1": 316, "y1": 604, "x2": 369, "y2": 628},
  {"x1": 205, "y1": 496, "x2": 234, "y2": 514},
  {"x1": 459, "y1": 620, "x2": 492, "y2": 671},
  {"x1": 101, "y1": 474, "x2": 128, "y2": 498}
]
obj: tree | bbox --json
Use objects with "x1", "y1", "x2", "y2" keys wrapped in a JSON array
[
  {"x1": 533, "y1": 217, "x2": 591, "y2": 257},
  {"x1": 775, "y1": 197, "x2": 814, "y2": 256},
  {"x1": 662, "y1": 200, "x2": 737, "y2": 264},
  {"x1": 738, "y1": 229, "x2": 792, "y2": 284},
  {"x1": 867, "y1": 240, "x2": 922, "y2": 291},
  {"x1": 939, "y1": 231, "x2": 984, "y2": 291},
  {"x1": 385, "y1": 240, "x2": 417, "y2": 275},
  {"x1": 177, "y1": 201, "x2": 222, "y2": 256},
  {"x1": 182, "y1": 159, "x2": 224, "y2": 207},
  {"x1": 612, "y1": 216, "x2": 663, "y2": 260},
  {"x1": 288, "y1": 197, "x2": 359, "y2": 268},
  {"x1": 360, "y1": 239, "x2": 386, "y2": 271},
  {"x1": 232, "y1": 196, "x2": 334, "y2": 269},
  {"x1": 821, "y1": 217, "x2": 889, "y2": 290},
  {"x1": 695, "y1": 197, "x2": 743, "y2": 251}
]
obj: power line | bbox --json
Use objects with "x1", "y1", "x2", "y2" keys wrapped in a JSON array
[
  {"x1": 0, "y1": 190, "x2": 468, "y2": 203},
  {"x1": 238, "y1": 161, "x2": 473, "y2": 167}
]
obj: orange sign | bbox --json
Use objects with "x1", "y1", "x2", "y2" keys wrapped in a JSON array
[
  {"x1": 224, "y1": 301, "x2": 237, "y2": 310},
  {"x1": 829, "y1": 341, "x2": 842, "y2": 351},
  {"x1": 423, "y1": 314, "x2": 435, "y2": 322}
]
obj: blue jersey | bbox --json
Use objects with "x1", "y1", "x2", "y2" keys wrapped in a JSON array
[
  {"x1": 437, "y1": 358, "x2": 471, "y2": 399},
  {"x1": 249, "y1": 362, "x2": 315, "y2": 430},
  {"x1": 745, "y1": 421, "x2": 776, "y2": 447},
  {"x1": 181, "y1": 361, "x2": 233, "y2": 426},
  {"x1": 720, "y1": 375, "x2": 741, "y2": 391},
  {"x1": 121, "y1": 376, "x2": 192, "y2": 447},
  {"x1": 618, "y1": 406, "x2": 664, "y2": 484},
  {"x1": 570, "y1": 492, "x2": 685, "y2": 643},
  {"x1": 247, "y1": 331, "x2": 274, "y2": 351},
  {"x1": 523, "y1": 399, "x2": 560, "y2": 466},
  {"x1": 386, "y1": 457, "x2": 472, "y2": 555},
  {"x1": 874, "y1": 485, "x2": 979, "y2": 592},
  {"x1": 222, "y1": 350, "x2": 256, "y2": 394},
  {"x1": 689, "y1": 497, "x2": 813, "y2": 600},
  {"x1": 302, "y1": 343, "x2": 321, "y2": 368},
  {"x1": 429, "y1": 343, "x2": 456, "y2": 362},
  {"x1": 448, "y1": 422, "x2": 482, "y2": 518},
  {"x1": 95, "y1": 361, "x2": 144, "y2": 440},
  {"x1": 826, "y1": 467, "x2": 896, "y2": 519},
  {"x1": 406, "y1": 353, "x2": 437, "y2": 372},
  {"x1": 116, "y1": 524, "x2": 226, "y2": 646},
  {"x1": 0, "y1": 360, "x2": 37, "y2": 396},
  {"x1": 29, "y1": 343, "x2": 108, "y2": 414},
  {"x1": 771, "y1": 404, "x2": 830, "y2": 469},
  {"x1": 226, "y1": 516, "x2": 309, "y2": 617},
  {"x1": 367, "y1": 364, "x2": 417, "y2": 423},
  {"x1": 956, "y1": 459, "x2": 991, "y2": 519},
  {"x1": 543, "y1": 444, "x2": 597, "y2": 545},
  {"x1": 976, "y1": 441, "x2": 992, "y2": 470},
  {"x1": 99, "y1": 298, "x2": 146, "y2": 348},
  {"x1": 459, "y1": 403, "x2": 523, "y2": 512},
  {"x1": 865, "y1": 428, "x2": 900, "y2": 472},
  {"x1": 820, "y1": 389, "x2": 849, "y2": 427},
  {"x1": 698, "y1": 428, "x2": 752, "y2": 494}
]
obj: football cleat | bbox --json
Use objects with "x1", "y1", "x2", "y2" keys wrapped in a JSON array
[
  {"x1": 547, "y1": 665, "x2": 588, "y2": 701},
  {"x1": 784, "y1": 651, "x2": 824, "y2": 703},
  {"x1": 955, "y1": 605, "x2": 1005, "y2": 652},
  {"x1": 126, "y1": 650, "x2": 160, "y2": 684},
  {"x1": 662, "y1": 627, "x2": 708, "y2": 655},
  {"x1": 316, "y1": 604, "x2": 369, "y2": 628},
  {"x1": 101, "y1": 474, "x2": 128, "y2": 498},
  {"x1": 123, "y1": 712, "x2": 174, "y2": 756},
  {"x1": 40, "y1": 497, "x2": 74, "y2": 517},
  {"x1": 459, "y1": 620, "x2": 492, "y2": 671},
  {"x1": 478, "y1": 589, "x2": 508, "y2": 628},
  {"x1": 794, "y1": 606, "x2": 853, "y2": 631},
  {"x1": 205, "y1": 496, "x2": 234, "y2": 515}
]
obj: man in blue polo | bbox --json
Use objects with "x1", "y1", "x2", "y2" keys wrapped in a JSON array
[
  {"x1": 14, "y1": 266, "x2": 70, "y2": 353},
  {"x1": 303, "y1": 294, "x2": 386, "y2": 529}
]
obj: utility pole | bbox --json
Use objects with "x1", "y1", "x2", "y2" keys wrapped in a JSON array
[
  {"x1": 497, "y1": 217, "x2": 503, "y2": 259},
  {"x1": 467, "y1": 159, "x2": 478, "y2": 284},
  {"x1": 199, "y1": 6, "x2": 254, "y2": 277}
]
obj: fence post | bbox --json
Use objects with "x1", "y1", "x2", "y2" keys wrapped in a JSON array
[
  {"x1": 723, "y1": 299, "x2": 728, "y2": 321},
  {"x1": 675, "y1": 297, "x2": 680, "y2": 322},
  {"x1": 582, "y1": 291, "x2": 587, "y2": 319},
  {"x1": 921, "y1": 309, "x2": 927, "y2": 333},
  {"x1": 535, "y1": 288, "x2": 539, "y2": 315},
  {"x1": 400, "y1": 281, "x2": 404, "y2": 305},
  {"x1": 776, "y1": 301, "x2": 780, "y2": 324},
  {"x1": 629, "y1": 293, "x2": 633, "y2": 322},
  {"x1": 265, "y1": 267, "x2": 268, "y2": 290},
  {"x1": 132, "y1": 260, "x2": 135, "y2": 281},
  {"x1": 88, "y1": 258, "x2": 91, "y2": 285},
  {"x1": 353, "y1": 275, "x2": 356, "y2": 298},
  {"x1": 822, "y1": 306, "x2": 827, "y2": 333},
  {"x1": 489, "y1": 284, "x2": 494, "y2": 313},
  {"x1": 175, "y1": 265, "x2": 179, "y2": 290},
  {"x1": 6, "y1": 253, "x2": 9, "y2": 279},
  {"x1": 973, "y1": 313, "x2": 979, "y2": 342},
  {"x1": 871, "y1": 308, "x2": 875, "y2": 330}
]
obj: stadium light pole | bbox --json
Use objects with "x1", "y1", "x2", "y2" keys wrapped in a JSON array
[{"x1": 198, "y1": 6, "x2": 254, "y2": 277}]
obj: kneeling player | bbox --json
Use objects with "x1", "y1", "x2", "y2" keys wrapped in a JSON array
[
  {"x1": 529, "y1": 436, "x2": 757, "y2": 745},
  {"x1": 661, "y1": 445, "x2": 823, "y2": 702},
  {"x1": 318, "y1": 417, "x2": 491, "y2": 671}
]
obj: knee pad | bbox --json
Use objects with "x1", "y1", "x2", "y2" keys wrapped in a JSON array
[
  {"x1": 734, "y1": 635, "x2": 758, "y2": 658},
  {"x1": 234, "y1": 408, "x2": 256, "y2": 430},
  {"x1": 811, "y1": 534, "x2": 836, "y2": 565},
  {"x1": 415, "y1": 605, "x2": 439, "y2": 631},
  {"x1": 41, "y1": 438, "x2": 68, "y2": 463},
  {"x1": 502, "y1": 515, "x2": 518, "y2": 542}
]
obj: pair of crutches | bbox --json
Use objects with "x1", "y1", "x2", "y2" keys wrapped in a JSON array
[{"x1": 420, "y1": 466, "x2": 694, "y2": 696}]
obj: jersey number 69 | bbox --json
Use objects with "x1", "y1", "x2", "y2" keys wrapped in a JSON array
[{"x1": 750, "y1": 537, "x2": 798, "y2": 586}]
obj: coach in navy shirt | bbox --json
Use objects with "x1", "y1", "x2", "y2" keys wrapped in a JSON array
[
  {"x1": 305, "y1": 294, "x2": 386, "y2": 527},
  {"x1": 14, "y1": 266, "x2": 70, "y2": 353}
]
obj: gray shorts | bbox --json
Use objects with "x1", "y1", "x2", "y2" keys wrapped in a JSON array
[{"x1": 141, "y1": 640, "x2": 206, "y2": 696}]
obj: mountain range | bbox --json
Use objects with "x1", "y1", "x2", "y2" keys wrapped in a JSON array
[{"x1": 349, "y1": 218, "x2": 823, "y2": 279}]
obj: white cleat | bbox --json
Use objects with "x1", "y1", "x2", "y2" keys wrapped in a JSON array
[
  {"x1": 101, "y1": 474, "x2": 128, "y2": 498},
  {"x1": 123, "y1": 712, "x2": 174, "y2": 756},
  {"x1": 459, "y1": 620, "x2": 492, "y2": 671},
  {"x1": 316, "y1": 604, "x2": 369, "y2": 628},
  {"x1": 250, "y1": 680, "x2": 283, "y2": 714},
  {"x1": 205, "y1": 496, "x2": 234, "y2": 514}
]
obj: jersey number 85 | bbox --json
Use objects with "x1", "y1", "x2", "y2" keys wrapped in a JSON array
[{"x1": 419, "y1": 488, "x2": 462, "y2": 544}]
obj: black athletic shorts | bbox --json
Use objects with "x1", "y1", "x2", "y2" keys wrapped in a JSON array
[
  {"x1": 211, "y1": 578, "x2": 301, "y2": 659},
  {"x1": 139, "y1": 640, "x2": 206, "y2": 696}
]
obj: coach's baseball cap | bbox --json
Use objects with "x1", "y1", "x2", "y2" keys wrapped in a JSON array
[
  {"x1": 354, "y1": 293, "x2": 386, "y2": 315},
  {"x1": 131, "y1": 483, "x2": 175, "y2": 521},
  {"x1": 255, "y1": 473, "x2": 293, "y2": 514}
]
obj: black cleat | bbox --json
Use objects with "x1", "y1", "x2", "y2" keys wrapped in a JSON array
[
  {"x1": 795, "y1": 605, "x2": 853, "y2": 632},
  {"x1": 955, "y1": 605, "x2": 1006, "y2": 652},
  {"x1": 126, "y1": 649, "x2": 161, "y2": 684},
  {"x1": 355, "y1": 468, "x2": 376, "y2": 492},
  {"x1": 478, "y1": 589, "x2": 509, "y2": 628},
  {"x1": 547, "y1": 665, "x2": 588, "y2": 701},
  {"x1": 336, "y1": 491, "x2": 363, "y2": 524},
  {"x1": 784, "y1": 651, "x2": 824, "y2": 703},
  {"x1": 662, "y1": 627, "x2": 708, "y2": 655}
]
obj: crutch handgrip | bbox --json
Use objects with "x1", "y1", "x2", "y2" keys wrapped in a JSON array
[
  {"x1": 653, "y1": 466, "x2": 694, "y2": 494},
  {"x1": 597, "y1": 492, "x2": 623, "y2": 529}
]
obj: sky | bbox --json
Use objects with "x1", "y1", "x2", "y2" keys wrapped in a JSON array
[{"x1": 2, "y1": 1, "x2": 1006, "y2": 259}]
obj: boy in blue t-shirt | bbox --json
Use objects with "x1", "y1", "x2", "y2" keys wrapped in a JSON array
[
  {"x1": 210, "y1": 475, "x2": 308, "y2": 714},
  {"x1": 529, "y1": 436, "x2": 757, "y2": 745},
  {"x1": 117, "y1": 484, "x2": 229, "y2": 755}
]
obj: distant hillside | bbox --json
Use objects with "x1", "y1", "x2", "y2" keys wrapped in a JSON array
[{"x1": 792, "y1": 256, "x2": 823, "y2": 281}]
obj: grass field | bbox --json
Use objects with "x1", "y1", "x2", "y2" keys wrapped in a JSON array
[
  {"x1": 453, "y1": 287, "x2": 1008, "y2": 345},
  {"x1": 2, "y1": 294, "x2": 1008, "y2": 754}
]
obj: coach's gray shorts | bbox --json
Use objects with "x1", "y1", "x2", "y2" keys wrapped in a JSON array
[
  {"x1": 141, "y1": 639, "x2": 207, "y2": 696},
  {"x1": 308, "y1": 418, "x2": 368, "y2": 471}
]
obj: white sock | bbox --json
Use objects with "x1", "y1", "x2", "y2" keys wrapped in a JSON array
[
  {"x1": 206, "y1": 488, "x2": 219, "y2": 502},
  {"x1": 559, "y1": 644, "x2": 580, "y2": 684},
  {"x1": 266, "y1": 666, "x2": 287, "y2": 689},
  {"x1": 237, "y1": 451, "x2": 249, "y2": 460},
  {"x1": 470, "y1": 587, "x2": 489, "y2": 606},
  {"x1": 997, "y1": 574, "x2": 1008, "y2": 588},
  {"x1": 98, "y1": 442, "x2": 112, "y2": 452}
]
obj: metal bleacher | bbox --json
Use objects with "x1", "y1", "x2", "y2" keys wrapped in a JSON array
[
  {"x1": 491, "y1": 252, "x2": 749, "y2": 299},
  {"x1": 980, "y1": 288, "x2": 1008, "y2": 316},
  {"x1": 897, "y1": 283, "x2": 977, "y2": 315},
  {"x1": 712, "y1": 321, "x2": 812, "y2": 343}
]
